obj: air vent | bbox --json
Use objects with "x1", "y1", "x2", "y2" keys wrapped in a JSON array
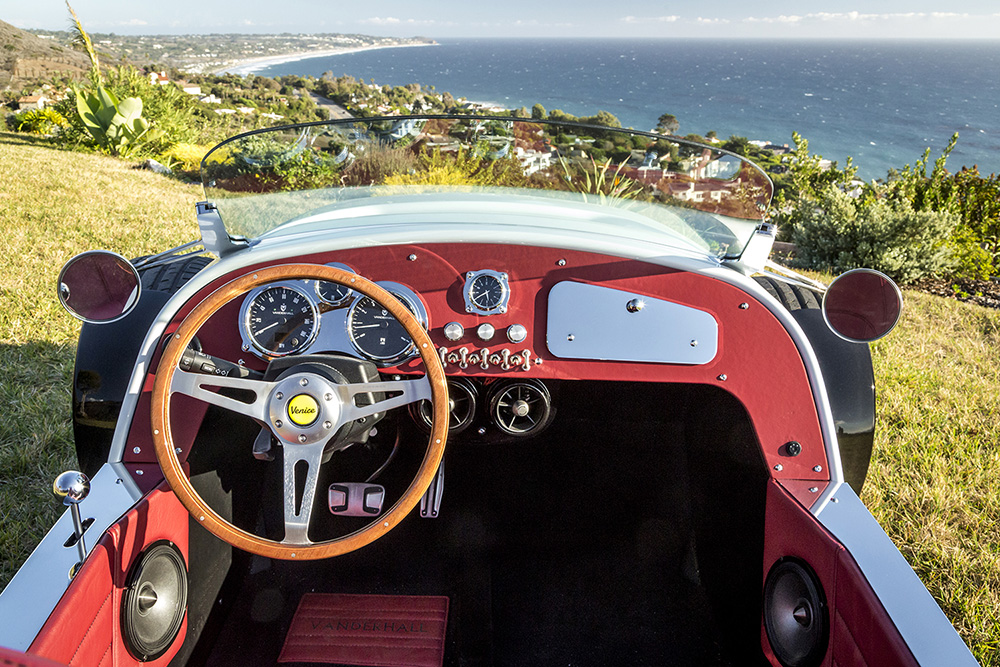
[
  {"x1": 411, "y1": 378, "x2": 478, "y2": 435},
  {"x1": 488, "y1": 379, "x2": 553, "y2": 437}
]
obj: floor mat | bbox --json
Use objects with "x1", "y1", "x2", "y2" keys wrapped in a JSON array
[{"x1": 278, "y1": 593, "x2": 449, "y2": 667}]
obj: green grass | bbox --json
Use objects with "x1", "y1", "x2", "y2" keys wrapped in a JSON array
[
  {"x1": 0, "y1": 132, "x2": 997, "y2": 663},
  {"x1": 0, "y1": 131, "x2": 199, "y2": 588}
]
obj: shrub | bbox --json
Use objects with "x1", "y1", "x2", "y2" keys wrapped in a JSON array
[
  {"x1": 13, "y1": 108, "x2": 68, "y2": 135},
  {"x1": 791, "y1": 185, "x2": 958, "y2": 284},
  {"x1": 161, "y1": 142, "x2": 212, "y2": 173}
]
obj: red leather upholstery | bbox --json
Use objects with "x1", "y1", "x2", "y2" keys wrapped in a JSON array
[
  {"x1": 762, "y1": 481, "x2": 918, "y2": 667},
  {"x1": 28, "y1": 487, "x2": 189, "y2": 667}
]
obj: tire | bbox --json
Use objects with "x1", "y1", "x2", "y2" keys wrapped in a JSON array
[
  {"x1": 138, "y1": 254, "x2": 213, "y2": 293},
  {"x1": 753, "y1": 275, "x2": 821, "y2": 311}
]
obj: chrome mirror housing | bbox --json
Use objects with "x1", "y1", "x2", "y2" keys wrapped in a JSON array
[
  {"x1": 57, "y1": 250, "x2": 141, "y2": 324},
  {"x1": 823, "y1": 269, "x2": 903, "y2": 343}
]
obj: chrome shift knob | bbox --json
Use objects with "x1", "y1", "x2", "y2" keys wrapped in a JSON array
[{"x1": 53, "y1": 471, "x2": 90, "y2": 505}]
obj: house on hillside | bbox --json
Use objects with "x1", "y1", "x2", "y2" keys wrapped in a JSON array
[
  {"x1": 149, "y1": 71, "x2": 170, "y2": 85},
  {"x1": 17, "y1": 95, "x2": 49, "y2": 110},
  {"x1": 175, "y1": 81, "x2": 202, "y2": 96}
]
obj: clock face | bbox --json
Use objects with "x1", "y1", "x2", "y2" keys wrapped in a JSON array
[{"x1": 464, "y1": 270, "x2": 510, "y2": 315}]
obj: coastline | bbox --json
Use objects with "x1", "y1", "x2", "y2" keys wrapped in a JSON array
[{"x1": 215, "y1": 42, "x2": 437, "y2": 76}]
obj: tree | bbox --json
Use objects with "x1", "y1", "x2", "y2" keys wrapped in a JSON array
[
  {"x1": 656, "y1": 113, "x2": 679, "y2": 135},
  {"x1": 531, "y1": 103, "x2": 546, "y2": 120}
]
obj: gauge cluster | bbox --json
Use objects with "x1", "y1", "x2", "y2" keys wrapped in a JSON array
[{"x1": 238, "y1": 264, "x2": 428, "y2": 366}]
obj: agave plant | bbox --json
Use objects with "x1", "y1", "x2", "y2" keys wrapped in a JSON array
[
  {"x1": 75, "y1": 87, "x2": 150, "y2": 157},
  {"x1": 67, "y1": 1, "x2": 150, "y2": 156}
]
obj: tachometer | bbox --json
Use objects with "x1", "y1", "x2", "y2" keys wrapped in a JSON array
[{"x1": 242, "y1": 285, "x2": 318, "y2": 357}]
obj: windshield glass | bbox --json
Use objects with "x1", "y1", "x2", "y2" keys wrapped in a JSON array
[{"x1": 201, "y1": 116, "x2": 772, "y2": 259}]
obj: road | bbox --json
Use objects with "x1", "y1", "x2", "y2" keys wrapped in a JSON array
[{"x1": 306, "y1": 90, "x2": 352, "y2": 120}]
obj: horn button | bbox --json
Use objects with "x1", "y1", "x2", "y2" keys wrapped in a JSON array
[{"x1": 268, "y1": 373, "x2": 342, "y2": 445}]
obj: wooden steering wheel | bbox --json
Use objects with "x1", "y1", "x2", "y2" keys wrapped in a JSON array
[{"x1": 150, "y1": 264, "x2": 449, "y2": 560}]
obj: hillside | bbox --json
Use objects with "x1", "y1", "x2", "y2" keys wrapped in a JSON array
[{"x1": 0, "y1": 19, "x2": 90, "y2": 89}]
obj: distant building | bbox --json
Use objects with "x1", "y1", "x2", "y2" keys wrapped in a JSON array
[
  {"x1": 199, "y1": 94, "x2": 222, "y2": 104},
  {"x1": 149, "y1": 71, "x2": 170, "y2": 85},
  {"x1": 17, "y1": 95, "x2": 49, "y2": 110},
  {"x1": 175, "y1": 81, "x2": 202, "y2": 96}
]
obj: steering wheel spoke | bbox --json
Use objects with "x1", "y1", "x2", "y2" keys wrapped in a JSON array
[
  {"x1": 280, "y1": 441, "x2": 327, "y2": 546},
  {"x1": 170, "y1": 367, "x2": 275, "y2": 422},
  {"x1": 337, "y1": 377, "x2": 432, "y2": 422}
]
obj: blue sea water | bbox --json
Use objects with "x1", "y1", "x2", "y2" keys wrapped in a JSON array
[{"x1": 255, "y1": 39, "x2": 1000, "y2": 181}]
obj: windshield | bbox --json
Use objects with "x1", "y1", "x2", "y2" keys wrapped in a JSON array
[{"x1": 201, "y1": 116, "x2": 772, "y2": 259}]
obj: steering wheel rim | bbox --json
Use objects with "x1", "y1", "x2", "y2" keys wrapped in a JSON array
[{"x1": 150, "y1": 264, "x2": 449, "y2": 560}]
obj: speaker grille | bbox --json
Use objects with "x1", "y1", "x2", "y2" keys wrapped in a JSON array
[
  {"x1": 763, "y1": 559, "x2": 829, "y2": 667},
  {"x1": 121, "y1": 541, "x2": 188, "y2": 661}
]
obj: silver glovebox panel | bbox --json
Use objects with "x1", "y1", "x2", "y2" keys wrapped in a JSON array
[{"x1": 546, "y1": 281, "x2": 718, "y2": 364}]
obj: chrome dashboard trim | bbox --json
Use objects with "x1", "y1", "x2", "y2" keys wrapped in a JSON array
[{"x1": 546, "y1": 281, "x2": 719, "y2": 365}]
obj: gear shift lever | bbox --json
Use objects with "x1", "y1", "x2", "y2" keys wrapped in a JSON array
[{"x1": 53, "y1": 471, "x2": 91, "y2": 573}]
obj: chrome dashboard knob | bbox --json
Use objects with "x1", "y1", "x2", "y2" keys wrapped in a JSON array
[
  {"x1": 443, "y1": 322, "x2": 465, "y2": 341},
  {"x1": 506, "y1": 323, "x2": 527, "y2": 343},
  {"x1": 53, "y1": 470, "x2": 91, "y2": 505}
]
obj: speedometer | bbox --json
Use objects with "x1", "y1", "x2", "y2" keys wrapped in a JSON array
[
  {"x1": 347, "y1": 296, "x2": 416, "y2": 362},
  {"x1": 347, "y1": 285, "x2": 427, "y2": 364},
  {"x1": 243, "y1": 285, "x2": 318, "y2": 357}
]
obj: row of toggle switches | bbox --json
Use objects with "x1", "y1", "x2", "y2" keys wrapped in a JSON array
[{"x1": 439, "y1": 346, "x2": 534, "y2": 371}]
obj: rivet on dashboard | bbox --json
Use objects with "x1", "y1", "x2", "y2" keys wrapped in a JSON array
[
  {"x1": 813, "y1": 465, "x2": 823, "y2": 472},
  {"x1": 325, "y1": 393, "x2": 333, "y2": 401},
  {"x1": 809, "y1": 487, "x2": 819, "y2": 493},
  {"x1": 717, "y1": 374, "x2": 727, "y2": 381},
  {"x1": 133, "y1": 447, "x2": 141, "y2": 454},
  {"x1": 477, "y1": 427, "x2": 486, "y2": 435},
  {"x1": 242, "y1": 344, "x2": 250, "y2": 352},
  {"x1": 175, "y1": 447, "x2": 182, "y2": 454},
  {"x1": 690, "y1": 340, "x2": 698, "y2": 347},
  {"x1": 535, "y1": 358, "x2": 543, "y2": 365},
  {"x1": 276, "y1": 392, "x2": 284, "y2": 400},
  {"x1": 408, "y1": 254, "x2": 417, "y2": 261},
  {"x1": 153, "y1": 429, "x2": 159, "y2": 435},
  {"x1": 774, "y1": 464, "x2": 783, "y2": 471},
  {"x1": 275, "y1": 420, "x2": 283, "y2": 428},
  {"x1": 567, "y1": 334, "x2": 575, "y2": 341},
  {"x1": 324, "y1": 421, "x2": 332, "y2": 430},
  {"x1": 136, "y1": 469, "x2": 143, "y2": 475},
  {"x1": 739, "y1": 303, "x2": 749, "y2": 310},
  {"x1": 557, "y1": 259, "x2": 566, "y2": 266}
]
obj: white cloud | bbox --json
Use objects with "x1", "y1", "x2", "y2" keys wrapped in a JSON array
[
  {"x1": 620, "y1": 15, "x2": 680, "y2": 24},
  {"x1": 360, "y1": 17, "x2": 402, "y2": 25},
  {"x1": 696, "y1": 17, "x2": 729, "y2": 24}
]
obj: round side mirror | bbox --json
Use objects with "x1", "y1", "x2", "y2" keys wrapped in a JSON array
[
  {"x1": 57, "y1": 250, "x2": 141, "y2": 324},
  {"x1": 822, "y1": 269, "x2": 902, "y2": 343}
]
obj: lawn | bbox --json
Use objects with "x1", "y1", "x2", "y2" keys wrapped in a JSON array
[{"x1": 0, "y1": 131, "x2": 997, "y2": 663}]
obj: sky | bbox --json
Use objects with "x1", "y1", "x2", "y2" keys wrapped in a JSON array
[{"x1": 7, "y1": 1, "x2": 1000, "y2": 39}]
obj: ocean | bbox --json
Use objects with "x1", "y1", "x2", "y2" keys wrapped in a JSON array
[{"x1": 252, "y1": 39, "x2": 1000, "y2": 181}]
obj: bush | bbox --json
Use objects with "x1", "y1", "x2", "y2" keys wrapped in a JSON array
[
  {"x1": 160, "y1": 142, "x2": 213, "y2": 173},
  {"x1": 13, "y1": 108, "x2": 69, "y2": 135},
  {"x1": 791, "y1": 185, "x2": 958, "y2": 284}
]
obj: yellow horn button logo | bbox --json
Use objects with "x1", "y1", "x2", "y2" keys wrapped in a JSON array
[{"x1": 287, "y1": 394, "x2": 319, "y2": 427}]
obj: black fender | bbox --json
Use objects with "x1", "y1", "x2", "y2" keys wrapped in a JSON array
[
  {"x1": 72, "y1": 255, "x2": 213, "y2": 477},
  {"x1": 754, "y1": 275, "x2": 876, "y2": 492}
]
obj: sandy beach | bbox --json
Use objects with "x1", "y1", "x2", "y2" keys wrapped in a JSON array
[{"x1": 216, "y1": 42, "x2": 436, "y2": 76}]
